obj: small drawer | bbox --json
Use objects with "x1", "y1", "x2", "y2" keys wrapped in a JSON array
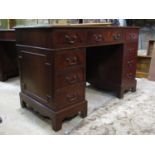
[
  {"x1": 87, "y1": 30, "x2": 104, "y2": 44},
  {"x1": 55, "y1": 48, "x2": 85, "y2": 71},
  {"x1": 124, "y1": 57, "x2": 137, "y2": 76},
  {"x1": 126, "y1": 59, "x2": 136, "y2": 67},
  {"x1": 125, "y1": 43, "x2": 138, "y2": 58},
  {"x1": 52, "y1": 30, "x2": 86, "y2": 48},
  {"x1": 104, "y1": 30, "x2": 123, "y2": 42},
  {"x1": 54, "y1": 83, "x2": 85, "y2": 110},
  {"x1": 125, "y1": 59, "x2": 136, "y2": 74},
  {"x1": 87, "y1": 30, "x2": 123, "y2": 44},
  {"x1": 125, "y1": 30, "x2": 139, "y2": 42},
  {"x1": 55, "y1": 67, "x2": 85, "y2": 89},
  {"x1": 124, "y1": 65, "x2": 136, "y2": 82},
  {"x1": 126, "y1": 72, "x2": 135, "y2": 80}
]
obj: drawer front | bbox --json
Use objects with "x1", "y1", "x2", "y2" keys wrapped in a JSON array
[
  {"x1": 55, "y1": 67, "x2": 85, "y2": 89},
  {"x1": 87, "y1": 30, "x2": 105, "y2": 44},
  {"x1": 54, "y1": 83, "x2": 85, "y2": 110},
  {"x1": 123, "y1": 43, "x2": 138, "y2": 83},
  {"x1": 52, "y1": 30, "x2": 86, "y2": 48},
  {"x1": 55, "y1": 48, "x2": 85, "y2": 71},
  {"x1": 125, "y1": 43, "x2": 138, "y2": 59},
  {"x1": 104, "y1": 30, "x2": 123, "y2": 42},
  {"x1": 125, "y1": 71, "x2": 136, "y2": 82},
  {"x1": 125, "y1": 59, "x2": 136, "y2": 70},
  {"x1": 87, "y1": 30, "x2": 123, "y2": 44},
  {"x1": 124, "y1": 61, "x2": 137, "y2": 83},
  {"x1": 125, "y1": 30, "x2": 139, "y2": 42},
  {"x1": 125, "y1": 44, "x2": 137, "y2": 72}
]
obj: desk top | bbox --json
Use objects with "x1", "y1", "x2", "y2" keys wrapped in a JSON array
[
  {"x1": 15, "y1": 24, "x2": 139, "y2": 29},
  {"x1": 15, "y1": 24, "x2": 139, "y2": 50}
]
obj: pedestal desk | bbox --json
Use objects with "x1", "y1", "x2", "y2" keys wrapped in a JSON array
[
  {"x1": 15, "y1": 25, "x2": 139, "y2": 131},
  {"x1": 0, "y1": 29, "x2": 18, "y2": 81}
]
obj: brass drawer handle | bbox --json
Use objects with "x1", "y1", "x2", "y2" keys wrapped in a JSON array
[
  {"x1": 66, "y1": 56, "x2": 77, "y2": 65},
  {"x1": 113, "y1": 33, "x2": 121, "y2": 40},
  {"x1": 65, "y1": 34, "x2": 77, "y2": 44},
  {"x1": 18, "y1": 55, "x2": 23, "y2": 59},
  {"x1": 67, "y1": 92, "x2": 78, "y2": 102},
  {"x1": 93, "y1": 34, "x2": 103, "y2": 42},
  {"x1": 129, "y1": 33, "x2": 137, "y2": 40},
  {"x1": 127, "y1": 60, "x2": 134, "y2": 66},
  {"x1": 65, "y1": 75, "x2": 78, "y2": 84},
  {"x1": 127, "y1": 73, "x2": 133, "y2": 78},
  {"x1": 128, "y1": 48, "x2": 134, "y2": 52}
]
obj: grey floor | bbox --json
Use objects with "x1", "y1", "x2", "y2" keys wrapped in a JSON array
[{"x1": 0, "y1": 77, "x2": 155, "y2": 134}]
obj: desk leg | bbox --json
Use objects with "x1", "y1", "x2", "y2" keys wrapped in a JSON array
[
  {"x1": 0, "y1": 74, "x2": 7, "y2": 82},
  {"x1": 20, "y1": 101, "x2": 27, "y2": 108},
  {"x1": 116, "y1": 88, "x2": 124, "y2": 98},
  {"x1": 131, "y1": 86, "x2": 136, "y2": 92},
  {"x1": 131, "y1": 80, "x2": 137, "y2": 92},
  {"x1": 52, "y1": 116, "x2": 62, "y2": 132},
  {"x1": 80, "y1": 101, "x2": 87, "y2": 118},
  {"x1": 0, "y1": 117, "x2": 2, "y2": 123},
  {"x1": 20, "y1": 93, "x2": 27, "y2": 108}
]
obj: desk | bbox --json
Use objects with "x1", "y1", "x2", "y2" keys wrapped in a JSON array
[
  {"x1": 15, "y1": 25, "x2": 139, "y2": 131},
  {"x1": 0, "y1": 29, "x2": 18, "y2": 81}
]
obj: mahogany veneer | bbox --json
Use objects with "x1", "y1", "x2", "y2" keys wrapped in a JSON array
[{"x1": 15, "y1": 25, "x2": 139, "y2": 131}]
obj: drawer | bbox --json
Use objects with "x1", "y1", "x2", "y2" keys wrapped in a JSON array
[
  {"x1": 104, "y1": 30, "x2": 123, "y2": 42},
  {"x1": 54, "y1": 48, "x2": 85, "y2": 71},
  {"x1": 54, "y1": 83, "x2": 85, "y2": 110},
  {"x1": 52, "y1": 30, "x2": 86, "y2": 48},
  {"x1": 124, "y1": 62, "x2": 136, "y2": 82},
  {"x1": 125, "y1": 71, "x2": 136, "y2": 81},
  {"x1": 124, "y1": 59, "x2": 137, "y2": 76},
  {"x1": 87, "y1": 30, "x2": 105, "y2": 44},
  {"x1": 125, "y1": 43, "x2": 138, "y2": 58},
  {"x1": 55, "y1": 67, "x2": 85, "y2": 89},
  {"x1": 126, "y1": 59, "x2": 136, "y2": 68},
  {"x1": 125, "y1": 30, "x2": 139, "y2": 42},
  {"x1": 87, "y1": 30, "x2": 123, "y2": 44}
]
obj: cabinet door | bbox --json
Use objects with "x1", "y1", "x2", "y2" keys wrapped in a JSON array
[{"x1": 18, "y1": 48, "x2": 52, "y2": 107}]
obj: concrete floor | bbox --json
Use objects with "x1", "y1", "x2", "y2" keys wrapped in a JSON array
[{"x1": 0, "y1": 77, "x2": 155, "y2": 134}]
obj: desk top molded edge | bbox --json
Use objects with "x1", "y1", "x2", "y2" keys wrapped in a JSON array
[{"x1": 15, "y1": 24, "x2": 140, "y2": 29}]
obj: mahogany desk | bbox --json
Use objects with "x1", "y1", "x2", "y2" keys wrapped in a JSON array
[
  {"x1": 0, "y1": 29, "x2": 18, "y2": 81},
  {"x1": 15, "y1": 25, "x2": 139, "y2": 131}
]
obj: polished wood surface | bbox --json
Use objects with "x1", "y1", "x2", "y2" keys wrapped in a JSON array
[
  {"x1": 0, "y1": 29, "x2": 18, "y2": 81},
  {"x1": 15, "y1": 25, "x2": 139, "y2": 131}
]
